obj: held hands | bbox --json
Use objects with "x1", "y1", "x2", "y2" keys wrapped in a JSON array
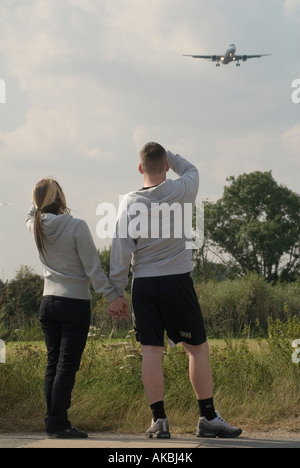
[{"x1": 108, "y1": 297, "x2": 129, "y2": 321}]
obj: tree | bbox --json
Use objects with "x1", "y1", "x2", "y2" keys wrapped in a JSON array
[
  {"x1": 0, "y1": 266, "x2": 43, "y2": 328},
  {"x1": 0, "y1": 279, "x2": 7, "y2": 315},
  {"x1": 98, "y1": 245, "x2": 132, "y2": 293},
  {"x1": 205, "y1": 171, "x2": 300, "y2": 282},
  {"x1": 0, "y1": 279, "x2": 4, "y2": 296}
]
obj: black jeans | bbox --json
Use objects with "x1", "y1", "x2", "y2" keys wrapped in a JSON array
[{"x1": 39, "y1": 296, "x2": 91, "y2": 433}]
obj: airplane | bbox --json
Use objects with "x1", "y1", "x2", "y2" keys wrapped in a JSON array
[{"x1": 183, "y1": 44, "x2": 271, "y2": 67}]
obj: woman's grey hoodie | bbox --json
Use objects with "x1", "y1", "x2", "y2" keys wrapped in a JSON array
[{"x1": 26, "y1": 208, "x2": 118, "y2": 302}]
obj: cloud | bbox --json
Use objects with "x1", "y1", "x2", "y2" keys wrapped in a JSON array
[
  {"x1": 214, "y1": 133, "x2": 270, "y2": 182},
  {"x1": 132, "y1": 124, "x2": 197, "y2": 158},
  {"x1": 280, "y1": 124, "x2": 300, "y2": 161},
  {"x1": 284, "y1": 0, "x2": 300, "y2": 21},
  {"x1": 133, "y1": 125, "x2": 166, "y2": 149},
  {"x1": 0, "y1": 1, "x2": 69, "y2": 86},
  {"x1": 1, "y1": 0, "x2": 203, "y2": 172},
  {"x1": 285, "y1": 0, "x2": 300, "y2": 12},
  {"x1": 102, "y1": 0, "x2": 206, "y2": 68},
  {"x1": 0, "y1": 75, "x2": 122, "y2": 169},
  {"x1": 86, "y1": 147, "x2": 116, "y2": 161},
  {"x1": 66, "y1": 0, "x2": 96, "y2": 14}
]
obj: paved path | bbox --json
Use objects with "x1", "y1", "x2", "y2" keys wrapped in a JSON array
[{"x1": 1, "y1": 431, "x2": 300, "y2": 449}]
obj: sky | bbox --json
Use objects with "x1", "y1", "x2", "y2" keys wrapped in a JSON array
[{"x1": 0, "y1": 0, "x2": 300, "y2": 281}]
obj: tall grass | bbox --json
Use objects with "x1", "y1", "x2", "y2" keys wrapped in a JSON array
[{"x1": 1, "y1": 317, "x2": 300, "y2": 433}]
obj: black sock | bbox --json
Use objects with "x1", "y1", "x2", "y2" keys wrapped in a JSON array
[
  {"x1": 198, "y1": 398, "x2": 217, "y2": 421},
  {"x1": 150, "y1": 401, "x2": 166, "y2": 422}
]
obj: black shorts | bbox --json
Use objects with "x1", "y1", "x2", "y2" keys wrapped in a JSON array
[{"x1": 131, "y1": 273, "x2": 207, "y2": 347}]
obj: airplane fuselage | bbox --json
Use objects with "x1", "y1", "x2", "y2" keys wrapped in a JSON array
[{"x1": 221, "y1": 44, "x2": 237, "y2": 64}]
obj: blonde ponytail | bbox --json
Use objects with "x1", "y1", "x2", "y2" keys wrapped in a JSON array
[
  {"x1": 32, "y1": 178, "x2": 69, "y2": 256},
  {"x1": 34, "y1": 209, "x2": 46, "y2": 256}
]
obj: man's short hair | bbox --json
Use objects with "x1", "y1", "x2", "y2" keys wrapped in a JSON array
[{"x1": 140, "y1": 142, "x2": 167, "y2": 175}]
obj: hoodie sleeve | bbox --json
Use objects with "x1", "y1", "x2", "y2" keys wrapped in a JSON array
[
  {"x1": 166, "y1": 151, "x2": 199, "y2": 202},
  {"x1": 74, "y1": 220, "x2": 118, "y2": 303},
  {"x1": 26, "y1": 203, "x2": 36, "y2": 235},
  {"x1": 109, "y1": 196, "x2": 136, "y2": 297}
]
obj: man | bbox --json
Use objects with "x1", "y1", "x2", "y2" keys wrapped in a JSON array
[{"x1": 109, "y1": 142, "x2": 242, "y2": 439}]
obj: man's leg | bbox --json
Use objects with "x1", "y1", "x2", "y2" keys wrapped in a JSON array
[
  {"x1": 183, "y1": 341, "x2": 213, "y2": 401},
  {"x1": 142, "y1": 345, "x2": 170, "y2": 438},
  {"x1": 131, "y1": 277, "x2": 170, "y2": 437},
  {"x1": 183, "y1": 341, "x2": 242, "y2": 438},
  {"x1": 183, "y1": 341, "x2": 217, "y2": 421},
  {"x1": 141, "y1": 345, "x2": 164, "y2": 405}
]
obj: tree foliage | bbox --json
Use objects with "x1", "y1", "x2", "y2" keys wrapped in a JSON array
[
  {"x1": 205, "y1": 171, "x2": 300, "y2": 282},
  {"x1": 0, "y1": 266, "x2": 43, "y2": 328}
]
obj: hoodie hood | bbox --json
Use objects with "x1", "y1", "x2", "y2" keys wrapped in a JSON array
[
  {"x1": 135, "y1": 179, "x2": 186, "y2": 205},
  {"x1": 41, "y1": 213, "x2": 73, "y2": 245}
]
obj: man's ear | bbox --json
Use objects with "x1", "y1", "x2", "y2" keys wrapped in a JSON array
[
  {"x1": 166, "y1": 161, "x2": 170, "y2": 172},
  {"x1": 138, "y1": 163, "x2": 144, "y2": 174}
]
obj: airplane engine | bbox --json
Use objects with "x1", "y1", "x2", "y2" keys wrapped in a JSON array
[
  {"x1": 242, "y1": 55, "x2": 248, "y2": 61},
  {"x1": 212, "y1": 55, "x2": 217, "y2": 62}
]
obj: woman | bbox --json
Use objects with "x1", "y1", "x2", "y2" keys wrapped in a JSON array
[{"x1": 26, "y1": 178, "x2": 127, "y2": 439}]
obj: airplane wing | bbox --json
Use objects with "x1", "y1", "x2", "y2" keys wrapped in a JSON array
[
  {"x1": 183, "y1": 55, "x2": 221, "y2": 61},
  {"x1": 235, "y1": 54, "x2": 271, "y2": 60}
]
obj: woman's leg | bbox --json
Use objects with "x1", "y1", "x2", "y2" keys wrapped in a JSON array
[
  {"x1": 40, "y1": 297, "x2": 62, "y2": 430},
  {"x1": 40, "y1": 297, "x2": 91, "y2": 433}
]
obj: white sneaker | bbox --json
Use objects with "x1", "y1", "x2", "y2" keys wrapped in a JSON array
[
  {"x1": 196, "y1": 411, "x2": 242, "y2": 438},
  {"x1": 146, "y1": 418, "x2": 171, "y2": 439}
]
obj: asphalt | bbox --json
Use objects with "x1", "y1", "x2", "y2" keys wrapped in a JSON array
[{"x1": 1, "y1": 431, "x2": 300, "y2": 449}]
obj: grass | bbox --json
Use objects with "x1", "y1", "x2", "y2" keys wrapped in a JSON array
[{"x1": 1, "y1": 319, "x2": 300, "y2": 434}]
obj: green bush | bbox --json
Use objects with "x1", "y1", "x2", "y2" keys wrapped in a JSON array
[{"x1": 195, "y1": 274, "x2": 300, "y2": 338}]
